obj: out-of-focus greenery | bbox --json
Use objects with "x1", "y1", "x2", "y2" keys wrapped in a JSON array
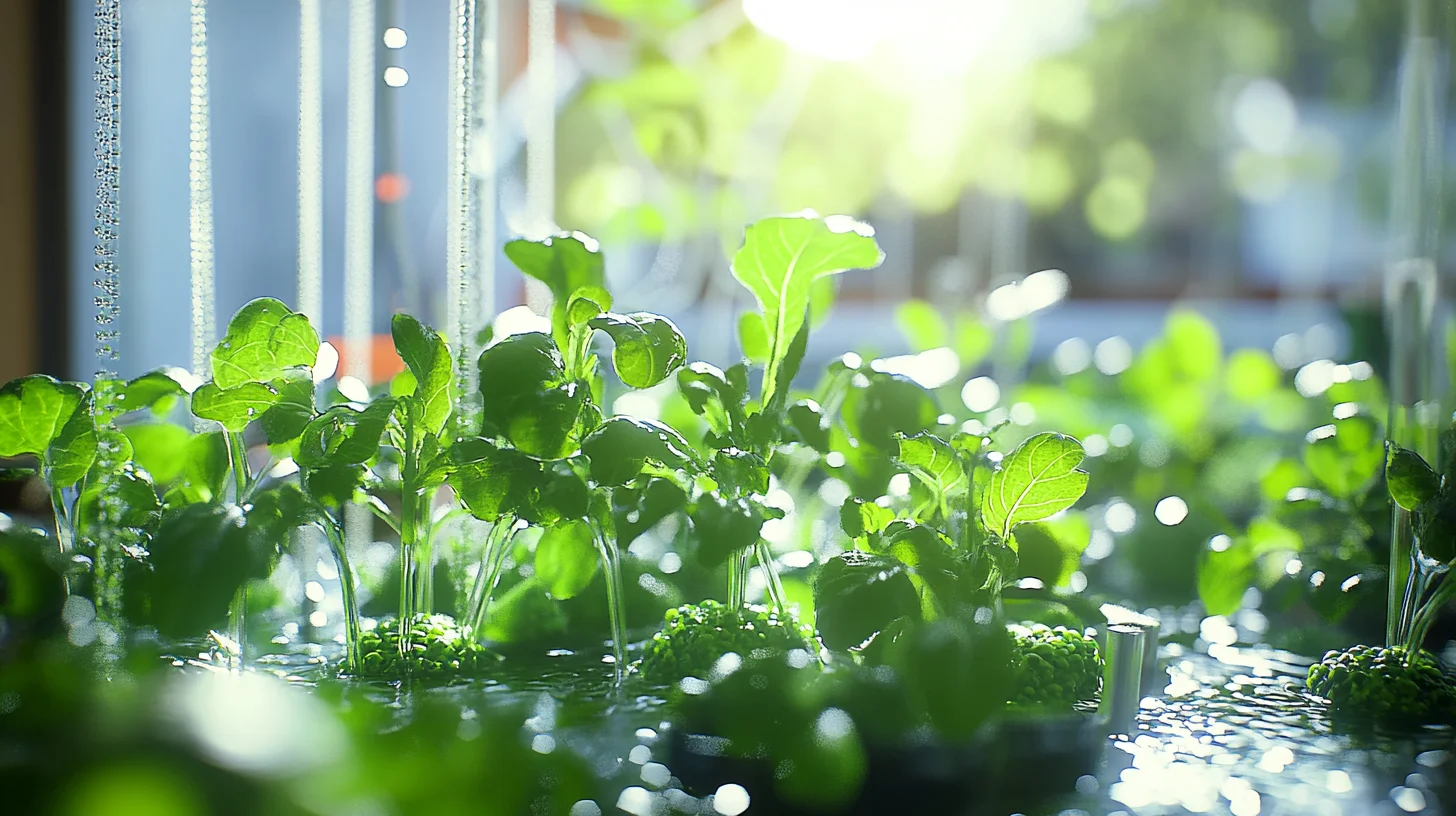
[{"x1": 564, "y1": 0, "x2": 1404, "y2": 247}]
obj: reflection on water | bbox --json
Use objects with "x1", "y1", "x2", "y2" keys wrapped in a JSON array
[{"x1": 167, "y1": 637, "x2": 1456, "y2": 815}]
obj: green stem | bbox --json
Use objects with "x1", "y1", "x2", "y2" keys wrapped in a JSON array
[
  {"x1": 367, "y1": 498, "x2": 403, "y2": 536},
  {"x1": 322, "y1": 520, "x2": 362, "y2": 672},
  {"x1": 466, "y1": 518, "x2": 516, "y2": 634},
  {"x1": 49, "y1": 485, "x2": 74, "y2": 595},
  {"x1": 728, "y1": 549, "x2": 751, "y2": 608},
  {"x1": 225, "y1": 430, "x2": 250, "y2": 502},
  {"x1": 228, "y1": 585, "x2": 247, "y2": 670},
  {"x1": 1409, "y1": 574, "x2": 1456, "y2": 653},
  {"x1": 755, "y1": 540, "x2": 788, "y2": 612},
  {"x1": 413, "y1": 492, "x2": 434, "y2": 615},
  {"x1": 397, "y1": 426, "x2": 418, "y2": 653},
  {"x1": 589, "y1": 515, "x2": 628, "y2": 687}
]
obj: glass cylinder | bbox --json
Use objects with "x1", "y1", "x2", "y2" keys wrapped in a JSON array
[{"x1": 1384, "y1": 0, "x2": 1451, "y2": 647}]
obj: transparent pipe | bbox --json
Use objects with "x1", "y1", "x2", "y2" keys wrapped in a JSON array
[
  {"x1": 1384, "y1": 0, "x2": 1450, "y2": 648},
  {"x1": 188, "y1": 0, "x2": 216, "y2": 385},
  {"x1": 476, "y1": 0, "x2": 498, "y2": 333},
  {"x1": 297, "y1": 0, "x2": 324, "y2": 329},
  {"x1": 446, "y1": 0, "x2": 479, "y2": 433}
]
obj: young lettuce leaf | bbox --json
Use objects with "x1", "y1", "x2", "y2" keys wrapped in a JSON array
[
  {"x1": 210, "y1": 297, "x2": 319, "y2": 389},
  {"x1": 980, "y1": 432, "x2": 1089, "y2": 542}
]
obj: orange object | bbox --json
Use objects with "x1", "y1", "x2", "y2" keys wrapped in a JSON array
[
  {"x1": 375, "y1": 172, "x2": 410, "y2": 204},
  {"x1": 328, "y1": 334, "x2": 406, "y2": 385}
]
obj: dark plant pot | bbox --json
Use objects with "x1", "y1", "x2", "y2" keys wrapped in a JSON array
[{"x1": 668, "y1": 711, "x2": 1103, "y2": 815}]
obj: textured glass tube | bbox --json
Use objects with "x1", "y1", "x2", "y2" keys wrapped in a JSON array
[
  {"x1": 446, "y1": 0, "x2": 478, "y2": 432},
  {"x1": 525, "y1": 0, "x2": 555, "y2": 237},
  {"x1": 188, "y1": 0, "x2": 216, "y2": 382},
  {"x1": 298, "y1": 0, "x2": 325, "y2": 329},
  {"x1": 92, "y1": 0, "x2": 122, "y2": 385},
  {"x1": 476, "y1": 0, "x2": 498, "y2": 331},
  {"x1": 344, "y1": 0, "x2": 374, "y2": 385}
]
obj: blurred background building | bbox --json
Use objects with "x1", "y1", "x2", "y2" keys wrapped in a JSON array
[{"x1": 0, "y1": 0, "x2": 1433, "y2": 384}]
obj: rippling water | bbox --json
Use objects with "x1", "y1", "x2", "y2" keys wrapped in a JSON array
[{"x1": 171, "y1": 636, "x2": 1456, "y2": 816}]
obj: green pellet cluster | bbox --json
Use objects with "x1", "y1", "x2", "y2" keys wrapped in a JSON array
[
  {"x1": 636, "y1": 600, "x2": 816, "y2": 682},
  {"x1": 1306, "y1": 645, "x2": 1456, "y2": 722},
  {"x1": 1007, "y1": 624, "x2": 1102, "y2": 709},
  {"x1": 353, "y1": 613, "x2": 498, "y2": 679}
]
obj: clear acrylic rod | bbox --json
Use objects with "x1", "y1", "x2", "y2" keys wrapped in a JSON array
[
  {"x1": 188, "y1": 0, "x2": 216, "y2": 381},
  {"x1": 298, "y1": 0, "x2": 325, "y2": 330},
  {"x1": 446, "y1": 0, "x2": 479, "y2": 431},
  {"x1": 344, "y1": 0, "x2": 375, "y2": 384},
  {"x1": 93, "y1": 0, "x2": 122, "y2": 384}
]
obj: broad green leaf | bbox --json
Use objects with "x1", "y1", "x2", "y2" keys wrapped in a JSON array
[
  {"x1": 1387, "y1": 445, "x2": 1439, "y2": 512},
  {"x1": 504, "y1": 232, "x2": 606, "y2": 349},
  {"x1": 259, "y1": 373, "x2": 316, "y2": 444},
  {"x1": 566, "y1": 285, "x2": 612, "y2": 327},
  {"x1": 955, "y1": 320, "x2": 994, "y2": 370},
  {"x1": 1247, "y1": 515, "x2": 1301, "y2": 553},
  {"x1": 0, "y1": 375, "x2": 85, "y2": 458},
  {"x1": 839, "y1": 497, "x2": 894, "y2": 539},
  {"x1": 301, "y1": 463, "x2": 369, "y2": 510},
  {"x1": 1198, "y1": 538, "x2": 1256, "y2": 617},
  {"x1": 738, "y1": 312, "x2": 770, "y2": 364},
  {"x1": 124, "y1": 503, "x2": 268, "y2": 639},
  {"x1": 690, "y1": 491, "x2": 783, "y2": 566},
  {"x1": 391, "y1": 313, "x2": 454, "y2": 435},
  {"x1": 809, "y1": 276, "x2": 837, "y2": 327},
  {"x1": 246, "y1": 482, "x2": 327, "y2": 546},
  {"x1": 112, "y1": 369, "x2": 189, "y2": 417},
  {"x1": 448, "y1": 438, "x2": 546, "y2": 522},
  {"x1": 896, "y1": 432, "x2": 967, "y2": 498},
  {"x1": 534, "y1": 519, "x2": 599, "y2": 600},
  {"x1": 981, "y1": 432, "x2": 1089, "y2": 541},
  {"x1": 480, "y1": 576, "x2": 568, "y2": 645},
  {"x1": 900, "y1": 613, "x2": 1013, "y2": 740},
  {"x1": 477, "y1": 332, "x2": 586, "y2": 460},
  {"x1": 709, "y1": 447, "x2": 769, "y2": 496},
  {"x1": 162, "y1": 432, "x2": 228, "y2": 506},
  {"x1": 587, "y1": 312, "x2": 688, "y2": 389},
  {"x1": 731, "y1": 214, "x2": 883, "y2": 399},
  {"x1": 896, "y1": 300, "x2": 949, "y2": 353},
  {"x1": 581, "y1": 416, "x2": 696, "y2": 486},
  {"x1": 677, "y1": 362, "x2": 747, "y2": 441},
  {"x1": 787, "y1": 399, "x2": 830, "y2": 452},
  {"x1": 123, "y1": 423, "x2": 194, "y2": 485},
  {"x1": 813, "y1": 550, "x2": 921, "y2": 650},
  {"x1": 1417, "y1": 501, "x2": 1456, "y2": 564},
  {"x1": 211, "y1": 297, "x2": 319, "y2": 389},
  {"x1": 78, "y1": 464, "x2": 162, "y2": 537},
  {"x1": 46, "y1": 392, "x2": 98, "y2": 488},
  {"x1": 614, "y1": 477, "x2": 686, "y2": 547},
  {"x1": 191, "y1": 382, "x2": 279, "y2": 432},
  {"x1": 296, "y1": 398, "x2": 396, "y2": 468},
  {"x1": 1303, "y1": 415, "x2": 1382, "y2": 500}
]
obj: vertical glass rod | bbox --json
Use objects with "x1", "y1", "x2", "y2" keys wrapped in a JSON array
[{"x1": 188, "y1": 0, "x2": 216, "y2": 383}]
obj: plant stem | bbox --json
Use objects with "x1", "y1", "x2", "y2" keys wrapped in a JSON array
[
  {"x1": 228, "y1": 584, "x2": 247, "y2": 670},
  {"x1": 413, "y1": 492, "x2": 434, "y2": 614},
  {"x1": 466, "y1": 518, "x2": 516, "y2": 634},
  {"x1": 49, "y1": 485, "x2": 74, "y2": 595},
  {"x1": 322, "y1": 519, "x2": 362, "y2": 673},
  {"x1": 397, "y1": 424, "x2": 418, "y2": 653},
  {"x1": 225, "y1": 430, "x2": 250, "y2": 502},
  {"x1": 589, "y1": 515, "x2": 627, "y2": 687},
  {"x1": 1409, "y1": 574, "x2": 1456, "y2": 653},
  {"x1": 755, "y1": 540, "x2": 788, "y2": 611},
  {"x1": 728, "y1": 549, "x2": 751, "y2": 608}
]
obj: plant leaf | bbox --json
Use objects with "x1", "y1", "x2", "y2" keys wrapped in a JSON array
[
  {"x1": 895, "y1": 300, "x2": 949, "y2": 353},
  {"x1": 78, "y1": 464, "x2": 162, "y2": 537},
  {"x1": 0, "y1": 375, "x2": 86, "y2": 458},
  {"x1": 391, "y1": 313, "x2": 454, "y2": 436},
  {"x1": 448, "y1": 438, "x2": 546, "y2": 523},
  {"x1": 677, "y1": 362, "x2": 747, "y2": 442},
  {"x1": 120, "y1": 423, "x2": 191, "y2": 487},
  {"x1": 113, "y1": 369, "x2": 189, "y2": 417},
  {"x1": 566, "y1": 286, "x2": 612, "y2": 327},
  {"x1": 1198, "y1": 538, "x2": 1256, "y2": 617},
  {"x1": 296, "y1": 398, "x2": 397, "y2": 468},
  {"x1": 1387, "y1": 444, "x2": 1439, "y2": 512},
  {"x1": 587, "y1": 312, "x2": 688, "y2": 389},
  {"x1": 504, "y1": 232, "x2": 606, "y2": 349},
  {"x1": 689, "y1": 491, "x2": 782, "y2": 566},
  {"x1": 731, "y1": 214, "x2": 883, "y2": 399},
  {"x1": 737, "y1": 312, "x2": 770, "y2": 364},
  {"x1": 981, "y1": 432, "x2": 1089, "y2": 541},
  {"x1": 896, "y1": 432, "x2": 968, "y2": 498},
  {"x1": 46, "y1": 391, "x2": 99, "y2": 488},
  {"x1": 839, "y1": 497, "x2": 894, "y2": 539},
  {"x1": 259, "y1": 373, "x2": 316, "y2": 444},
  {"x1": 581, "y1": 416, "x2": 697, "y2": 487},
  {"x1": 813, "y1": 550, "x2": 921, "y2": 650},
  {"x1": 534, "y1": 519, "x2": 599, "y2": 600},
  {"x1": 477, "y1": 332, "x2": 586, "y2": 459},
  {"x1": 844, "y1": 372, "x2": 938, "y2": 451},
  {"x1": 124, "y1": 503, "x2": 267, "y2": 639},
  {"x1": 211, "y1": 297, "x2": 319, "y2": 389},
  {"x1": 191, "y1": 382, "x2": 280, "y2": 432}
]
